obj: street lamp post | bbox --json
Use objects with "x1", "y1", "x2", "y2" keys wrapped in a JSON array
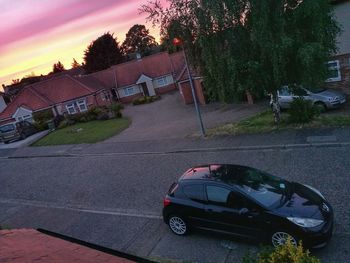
[{"x1": 173, "y1": 38, "x2": 205, "y2": 137}]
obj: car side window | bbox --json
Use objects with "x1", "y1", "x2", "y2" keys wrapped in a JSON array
[
  {"x1": 294, "y1": 88, "x2": 308, "y2": 96},
  {"x1": 227, "y1": 191, "x2": 246, "y2": 209},
  {"x1": 183, "y1": 184, "x2": 206, "y2": 202},
  {"x1": 279, "y1": 87, "x2": 290, "y2": 96},
  {"x1": 206, "y1": 185, "x2": 230, "y2": 206}
]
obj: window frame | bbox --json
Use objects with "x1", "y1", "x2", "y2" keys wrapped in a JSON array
[
  {"x1": 66, "y1": 103, "x2": 77, "y2": 115},
  {"x1": 326, "y1": 60, "x2": 341, "y2": 82},
  {"x1": 77, "y1": 100, "x2": 87, "y2": 112},
  {"x1": 124, "y1": 87, "x2": 135, "y2": 96},
  {"x1": 156, "y1": 76, "x2": 168, "y2": 87}
]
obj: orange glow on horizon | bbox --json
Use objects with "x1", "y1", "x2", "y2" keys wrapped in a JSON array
[{"x1": 0, "y1": 0, "x2": 162, "y2": 90}]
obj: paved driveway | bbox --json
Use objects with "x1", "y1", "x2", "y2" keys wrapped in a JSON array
[{"x1": 107, "y1": 92, "x2": 265, "y2": 142}]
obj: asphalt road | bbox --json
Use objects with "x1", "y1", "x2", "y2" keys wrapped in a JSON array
[{"x1": 1, "y1": 145, "x2": 350, "y2": 262}]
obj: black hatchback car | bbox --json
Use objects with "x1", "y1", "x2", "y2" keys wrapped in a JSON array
[{"x1": 163, "y1": 164, "x2": 333, "y2": 248}]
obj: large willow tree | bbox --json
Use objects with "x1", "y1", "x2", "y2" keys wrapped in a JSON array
[{"x1": 141, "y1": 0, "x2": 340, "y2": 103}]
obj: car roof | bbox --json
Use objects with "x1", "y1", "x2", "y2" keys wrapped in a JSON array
[{"x1": 180, "y1": 164, "x2": 254, "y2": 183}]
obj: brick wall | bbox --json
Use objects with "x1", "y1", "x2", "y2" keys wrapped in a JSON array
[
  {"x1": 325, "y1": 53, "x2": 350, "y2": 95},
  {"x1": 155, "y1": 83, "x2": 177, "y2": 95},
  {"x1": 118, "y1": 93, "x2": 143, "y2": 104}
]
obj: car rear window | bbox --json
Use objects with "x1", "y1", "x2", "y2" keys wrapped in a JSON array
[
  {"x1": 168, "y1": 182, "x2": 179, "y2": 196},
  {"x1": 0, "y1": 124, "x2": 15, "y2": 133}
]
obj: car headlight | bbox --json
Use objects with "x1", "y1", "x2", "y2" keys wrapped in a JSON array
[
  {"x1": 287, "y1": 217, "x2": 324, "y2": 228},
  {"x1": 303, "y1": 184, "x2": 325, "y2": 199}
]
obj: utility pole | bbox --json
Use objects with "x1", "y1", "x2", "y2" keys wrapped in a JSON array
[{"x1": 173, "y1": 37, "x2": 205, "y2": 137}]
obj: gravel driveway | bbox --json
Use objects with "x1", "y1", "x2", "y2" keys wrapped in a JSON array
[{"x1": 107, "y1": 92, "x2": 265, "y2": 142}]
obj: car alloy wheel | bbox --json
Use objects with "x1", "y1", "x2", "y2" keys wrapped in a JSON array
[
  {"x1": 271, "y1": 231, "x2": 297, "y2": 247},
  {"x1": 168, "y1": 215, "x2": 187, "y2": 235},
  {"x1": 314, "y1": 102, "x2": 327, "y2": 113}
]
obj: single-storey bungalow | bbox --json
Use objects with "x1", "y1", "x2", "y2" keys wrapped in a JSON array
[
  {"x1": 0, "y1": 75, "x2": 113, "y2": 126},
  {"x1": 90, "y1": 51, "x2": 204, "y2": 104},
  {"x1": 0, "y1": 51, "x2": 205, "y2": 126}
]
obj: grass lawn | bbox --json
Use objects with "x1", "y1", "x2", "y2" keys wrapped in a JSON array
[
  {"x1": 32, "y1": 118, "x2": 131, "y2": 146},
  {"x1": 207, "y1": 110, "x2": 350, "y2": 137}
]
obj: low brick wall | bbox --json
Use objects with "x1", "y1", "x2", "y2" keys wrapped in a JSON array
[
  {"x1": 118, "y1": 93, "x2": 143, "y2": 104},
  {"x1": 155, "y1": 84, "x2": 177, "y2": 95}
]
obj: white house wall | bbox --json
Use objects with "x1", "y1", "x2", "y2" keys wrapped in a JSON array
[
  {"x1": 118, "y1": 85, "x2": 141, "y2": 98},
  {"x1": 334, "y1": 1, "x2": 350, "y2": 55},
  {"x1": 13, "y1": 107, "x2": 33, "y2": 122},
  {"x1": 153, "y1": 74, "x2": 174, "y2": 89}
]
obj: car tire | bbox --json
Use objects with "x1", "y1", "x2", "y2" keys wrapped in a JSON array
[
  {"x1": 168, "y1": 215, "x2": 189, "y2": 236},
  {"x1": 314, "y1": 102, "x2": 327, "y2": 113},
  {"x1": 20, "y1": 133, "x2": 27, "y2": 140},
  {"x1": 271, "y1": 231, "x2": 298, "y2": 248}
]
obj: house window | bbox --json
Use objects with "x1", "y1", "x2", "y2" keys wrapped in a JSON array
[
  {"x1": 77, "y1": 100, "x2": 87, "y2": 112},
  {"x1": 18, "y1": 115, "x2": 33, "y2": 123},
  {"x1": 124, "y1": 87, "x2": 135, "y2": 96},
  {"x1": 157, "y1": 77, "x2": 168, "y2": 87},
  {"x1": 66, "y1": 103, "x2": 76, "y2": 114},
  {"x1": 326, "y1": 60, "x2": 341, "y2": 82}
]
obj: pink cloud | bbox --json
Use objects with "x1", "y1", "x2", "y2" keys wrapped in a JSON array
[
  {"x1": 0, "y1": 0, "x2": 163, "y2": 86},
  {"x1": 0, "y1": 0, "x2": 141, "y2": 48}
]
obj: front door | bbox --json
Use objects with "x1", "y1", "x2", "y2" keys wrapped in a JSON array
[{"x1": 141, "y1": 83, "x2": 149, "y2": 97}]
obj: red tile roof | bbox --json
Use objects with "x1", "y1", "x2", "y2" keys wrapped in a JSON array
[
  {"x1": 0, "y1": 88, "x2": 51, "y2": 120},
  {"x1": 110, "y1": 52, "x2": 185, "y2": 88},
  {"x1": 0, "y1": 229, "x2": 135, "y2": 263},
  {"x1": 0, "y1": 75, "x2": 105, "y2": 121}
]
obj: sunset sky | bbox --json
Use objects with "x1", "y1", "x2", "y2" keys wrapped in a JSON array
[{"x1": 0, "y1": 0, "x2": 164, "y2": 89}]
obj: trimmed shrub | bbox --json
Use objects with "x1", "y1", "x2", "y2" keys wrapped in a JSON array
[
  {"x1": 33, "y1": 122, "x2": 48, "y2": 131},
  {"x1": 132, "y1": 95, "x2": 161, "y2": 105},
  {"x1": 243, "y1": 239, "x2": 320, "y2": 263},
  {"x1": 53, "y1": 115, "x2": 65, "y2": 127},
  {"x1": 33, "y1": 109, "x2": 54, "y2": 123},
  {"x1": 109, "y1": 103, "x2": 124, "y2": 118},
  {"x1": 133, "y1": 96, "x2": 146, "y2": 105},
  {"x1": 33, "y1": 109, "x2": 54, "y2": 131},
  {"x1": 288, "y1": 97, "x2": 319, "y2": 124}
]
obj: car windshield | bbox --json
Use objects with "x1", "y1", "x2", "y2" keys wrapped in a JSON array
[
  {"x1": 0, "y1": 124, "x2": 15, "y2": 133},
  {"x1": 306, "y1": 87, "x2": 326, "y2": 93},
  {"x1": 225, "y1": 167, "x2": 290, "y2": 208}
]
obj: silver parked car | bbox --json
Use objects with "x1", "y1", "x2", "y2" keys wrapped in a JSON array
[{"x1": 271, "y1": 86, "x2": 347, "y2": 111}]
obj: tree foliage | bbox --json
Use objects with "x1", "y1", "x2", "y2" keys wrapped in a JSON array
[
  {"x1": 52, "y1": 61, "x2": 65, "y2": 74},
  {"x1": 71, "y1": 58, "x2": 81, "y2": 68},
  {"x1": 84, "y1": 32, "x2": 123, "y2": 73},
  {"x1": 141, "y1": 0, "x2": 340, "y2": 103},
  {"x1": 122, "y1": 24, "x2": 158, "y2": 56}
]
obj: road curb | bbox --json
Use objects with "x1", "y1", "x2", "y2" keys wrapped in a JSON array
[{"x1": 1, "y1": 141, "x2": 350, "y2": 159}]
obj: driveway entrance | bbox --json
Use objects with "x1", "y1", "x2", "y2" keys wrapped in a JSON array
[{"x1": 106, "y1": 92, "x2": 265, "y2": 142}]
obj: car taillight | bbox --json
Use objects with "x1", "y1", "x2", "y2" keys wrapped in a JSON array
[{"x1": 163, "y1": 198, "x2": 171, "y2": 207}]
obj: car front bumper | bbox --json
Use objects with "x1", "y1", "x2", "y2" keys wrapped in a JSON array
[{"x1": 327, "y1": 98, "x2": 347, "y2": 109}]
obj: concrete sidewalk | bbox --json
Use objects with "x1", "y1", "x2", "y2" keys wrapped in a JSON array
[{"x1": 1, "y1": 127, "x2": 350, "y2": 159}]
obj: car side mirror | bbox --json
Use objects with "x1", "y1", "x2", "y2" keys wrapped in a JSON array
[{"x1": 239, "y1": 208, "x2": 249, "y2": 215}]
